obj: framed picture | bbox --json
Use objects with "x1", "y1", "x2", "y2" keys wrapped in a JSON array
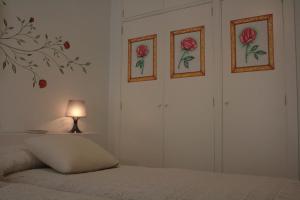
[
  {"x1": 170, "y1": 26, "x2": 205, "y2": 79},
  {"x1": 128, "y1": 34, "x2": 157, "y2": 82},
  {"x1": 230, "y1": 14, "x2": 274, "y2": 73}
]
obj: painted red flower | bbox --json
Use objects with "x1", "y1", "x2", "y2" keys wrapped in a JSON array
[
  {"x1": 136, "y1": 45, "x2": 149, "y2": 58},
  {"x1": 240, "y1": 28, "x2": 257, "y2": 45},
  {"x1": 64, "y1": 41, "x2": 70, "y2": 49},
  {"x1": 29, "y1": 17, "x2": 34, "y2": 23},
  {"x1": 181, "y1": 37, "x2": 197, "y2": 51},
  {"x1": 239, "y1": 27, "x2": 266, "y2": 63},
  {"x1": 177, "y1": 37, "x2": 197, "y2": 69},
  {"x1": 39, "y1": 79, "x2": 47, "y2": 88}
]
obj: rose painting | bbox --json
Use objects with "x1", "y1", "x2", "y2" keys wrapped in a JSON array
[
  {"x1": 135, "y1": 44, "x2": 149, "y2": 74},
  {"x1": 177, "y1": 37, "x2": 197, "y2": 69},
  {"x1": 170, "y1": 26, "x2": 205, "y2": 79},
  {"x1": 128, "y1": 34, "x2": 157, "y2": 82},
  {"x1": 230, "y1": 14, "x2": 274, "y2": 73}
]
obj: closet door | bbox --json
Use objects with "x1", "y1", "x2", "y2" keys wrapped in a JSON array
[
  {"x1": 163, "y1": 3, "x2": 215, "y2": 171},
  {"x1": 120, "y1": 16, "x2": 165, "y2": 167},
  {"x1": 222, "y1": 0, "x2": 288, "y2": 177},
  {"x1": 123, "y1": 0, "x2": 164, "y2": 18}
]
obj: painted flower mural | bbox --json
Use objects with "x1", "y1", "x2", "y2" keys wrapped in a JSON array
[
  {"x1": 177, "y1": 37, "x2": 197, "y2": 69},
  {"x1": 0, "y1": 1, "x2": 90, "y2": 89},
  {"x1": 135, "y1": 44, "x2": 149, "y2": 74},
  {"x1": 240, "y1": 27, "x2": 266, "y2": 63}
]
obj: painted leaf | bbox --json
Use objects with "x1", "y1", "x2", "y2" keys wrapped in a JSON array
[
  {"x1": 183, "y1": 56, "x2": 195, "y2": 62},
  {"x1": 3, "y1": 61, "x2": 6, "y2": 70},
  {"x1": 136, "y1": 59, "x2": 143, "y2": 68},
  {"x1": 12, "y1": 64, "x2": 16, "y2": 73},
  {"x1": 254, "y1": 54, "x2": 259, "y2": 60},
  {"x1": 256, "y1": 50, "x2": 266, "y2": 55},
  {"x1": 251, "y1": 45, "x2": 258, "y2": 51},
  {"x1": 3, "y1": 18, "x2": 7, "y2": 26},
  {"x1": 184, "y1": 60, "x2": 189, "y2": 68}
]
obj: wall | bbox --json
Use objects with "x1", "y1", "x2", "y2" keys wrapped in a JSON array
[
  {"x1": 108, "y1": 0, "x2": 122, "y2": 155},
  {"x1": 296, "y1": 0, "x2": 300, "y2": 177},
  {"x1": 0, "y1": 0, "x2": 110, "y2": 146}
]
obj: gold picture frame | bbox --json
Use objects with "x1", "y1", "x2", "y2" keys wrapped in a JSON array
[
  {"x1": 128, "y1": 34, "x2": 157, "y2": 82},
  {"x1": 230, "y1": 14, "x2": 274, "y2": 73},
  {"x1": 170, "y1": 26, "x2": 205, "y2": 79}
]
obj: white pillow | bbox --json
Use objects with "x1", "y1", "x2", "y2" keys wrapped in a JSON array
[
  {"x1": 25, "y1": 135, "x2": 119, "y2": 174},
  {"x1": 0, "y1": 145, "x2": 45, "y2": 177}
]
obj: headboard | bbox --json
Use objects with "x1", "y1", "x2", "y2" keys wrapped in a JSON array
[
  {"x1": 0, "y1": 133, "x2": 40, "y2": 147},
  {"x1": 0, "y1": 132, "x2": 105, "y2": 148}
]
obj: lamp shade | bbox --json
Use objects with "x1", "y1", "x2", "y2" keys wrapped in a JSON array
[{"x1": 65, "y1": 100, "x2": 87, "y2": 118}]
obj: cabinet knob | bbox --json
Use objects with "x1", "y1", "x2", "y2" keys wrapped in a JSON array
[
  {"x1": 224, "y1": 101, "x2": 229, "y2": 106},
  {"x1": 157, "y1": 104, "x2": 162, "y2": 108},
  {"x1": 164, "y1": 104, "x2": 168, "y2": 108}
]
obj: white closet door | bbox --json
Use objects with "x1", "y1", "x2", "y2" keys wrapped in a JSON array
[
  {"x1": 222, "y1": 0, "x2": 288, "y2": 177},
  {"x1": 164, "y1": 0, "x2": 200, "y2": 7},
  {"x1": 120, "y1": 16, "x2": 165, "y2": 167},
  {"x1": 163, "y1": 3, "x2": 215, "y2": 171},
  {"x1": 123, "y1": 0, "x2": 164, "y2": 18}
]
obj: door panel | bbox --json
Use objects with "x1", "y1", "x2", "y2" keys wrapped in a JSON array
[
  {"x1": 121, "y1": 16, "x2": 165, "y2": 167},
  {"x1": 123, "y1": 0, "x2": 164, "y2": 18},
  {"x1": 164, "y1": 0, "x2": 201, "y2": 8},
  {"x1": 163, "y1": 3, "x2": 215, "y2": 171},
  {"x1": 222, "y1": 0, "x2": 287, "y2": 177}
]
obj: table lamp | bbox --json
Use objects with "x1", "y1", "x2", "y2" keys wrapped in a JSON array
[{"x1": 65, "y1": 100, "x2": 87, "y2": 133}]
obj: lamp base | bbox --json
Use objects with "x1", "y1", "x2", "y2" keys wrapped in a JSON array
[{"x1": 69, "y1": 117, "x2": 82, "y2": 133}]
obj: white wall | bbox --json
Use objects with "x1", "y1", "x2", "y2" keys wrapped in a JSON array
[
  {"x1": 295, "y1": 0, "x2": 300, "y2": 177},
  {"x1": 0, "y1": 0, "x2": 110, "y2": 146},
  {"x1": 108, "y1": 0, "x2": 123, "y2": 155}
]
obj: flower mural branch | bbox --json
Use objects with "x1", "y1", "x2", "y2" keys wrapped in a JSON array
[{"x1": 0, "y1": 1, "x2": 90, "y2": 88}]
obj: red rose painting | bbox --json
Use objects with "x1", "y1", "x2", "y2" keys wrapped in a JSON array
[
  {"x1": 240, "y1": 27, "x2": 266, "y2": 63},
  {"x1": 240, "y1": 28, "x2": 256, "y2": 45},
  {"x1": 136, "y1": 45, "x2": 148, "y2": 57},
  {"x1": 181, "y1": 37, "x2": 197, "y2": 51},
  {"x1": 135, "y1": 44, "x2": 149, "y2": 74},
  {"x1": 64, "y1": 41, "x2": 70, "y2": 49},
  {"x1": 39, "y1": 79, "x2": 47, "y2": 88},
  {"x1": 128, "y1": 34, "x2": 157, "y2": 82},
  {"x1": 177, "y1": 37, "x2": 197, "y2": 69}
]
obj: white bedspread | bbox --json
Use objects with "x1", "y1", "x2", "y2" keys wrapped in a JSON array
[
  {"x1": 7, "y1": 166, "x2": 300, "y2": 200},
  {"x1": 0, "y1": 181, "x2": 109, "y2": 200}
]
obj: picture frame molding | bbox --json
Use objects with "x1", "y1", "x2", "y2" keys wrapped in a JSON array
[
  {"x1": 170, "y1": 26, "x2": 205, "y2": 79},
  {"x1": 230, "y1": 14, "x2": 274, "y2": 73},
  {"x1": 128, "y1": 34, "x2": 157, "y2": 82}
]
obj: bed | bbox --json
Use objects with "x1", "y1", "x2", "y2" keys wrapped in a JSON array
[
  {"x1": 1, "y1": 133, "x2": 300, "y2": 200},
  {"x1": 0, "y1": 181, "x2": 108, "y2": 200},
  {"x1": 6, "y1": 166, "x2": 300, "y2": 200}
]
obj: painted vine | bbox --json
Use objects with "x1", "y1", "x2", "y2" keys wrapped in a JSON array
[{"x1": 0, "y1": 0, "x2": 90, "y2": 88}]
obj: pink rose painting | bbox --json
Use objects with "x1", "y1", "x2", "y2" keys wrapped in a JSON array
[
  {"x1": 170, "y1": 26, "x2": 205, "y2": 79},
  {"x1": 177, "y1": 37, "x2": 197, "y2": 69},
  {"x1": 239, "y1": 27, "x2": 266, "y2": 63},
  {"x1": 128, "y1": 34, "x2": 157, "y2": 82},
  {"x1": 230, "y1": 14, "x2": 274, "y2": 73},
  {"x1": 135, "y1": 44, "x2": 149, "y2": 74}
]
